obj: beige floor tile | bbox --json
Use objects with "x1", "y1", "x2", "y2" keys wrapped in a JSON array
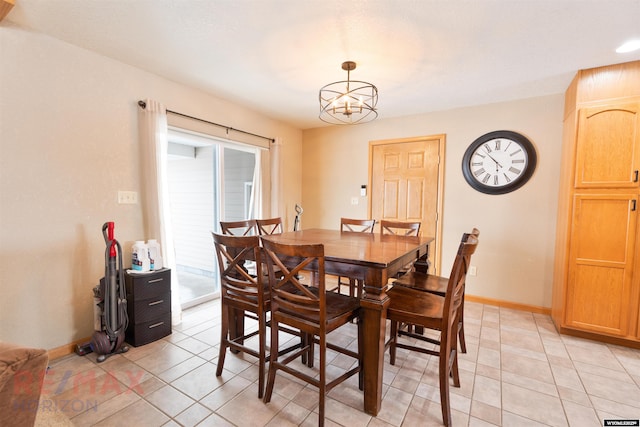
[
  {"x1": 590, "y1": 395, "x2": 640, "y2": 420},
  {"x1": 199, "y1": 375, "x2": 253, "y2": 411},
  {"x1": 94, "y1": 398, "x2": 170, "y2": 426},
  {"x1": 265, "y1": 401, "x2": 311, "y2": 427},
  {"x1": 156, "y1": 355, "x2": 207, "y2": 383},
  {"x1": 372, "y1": 386, "x2": 412, "y2": 426},
  {"x1": 133, "y1": 342, "x2": 194, "y2": 375},
  {"x1": 174, "y1": 402, "x2": 212, "y2": 426},
  {"x1": 580, "y1": 371, "x2": 640, "y2": 408},
  {"x1": 502, "y1": 383, "x2": 567, "y2": 426},
  {"x1": 171, "y1": 362, "x2": 225, "y2": 400},
  {"x1": 556, "y1": 385, "x2": 591, "y2": 406},
  {"x1": 323, "y1": 397, "x2": 372, "y2": 427},
  {"x1": 502, "y1": 370, "x2": 558, "y2": 397},
  {"x1": 501, "y1": 351, "x2": 554, "y2": 384},
  {"x1": 470, "y1": 399, "x2": 501, "y2": 425},
  {"x1": 472, "y1": 375, "x2": 501, "y2": 408},
  {"x1": 145, "y1": 384, "x2": 195, "y2": 417},
  {"x1": 70, "y1": 390, "x2": 140, "y2": 425},
  {"x1": 562, "y1": 400, "x2": 601, "y2": 427},
  {"x1": 502, "y1": 411, "x2": 552, "y2": 426},
  {"x1": 217, "y1": 386, "x2": 287, "y2": 426},
  {"x1": 550, "y1": 363, "x2": 585, "y2": 392},
  {"x1": 173, "y1": 336, "x2": 213, "y2": 355},
  {"x1": 196, "y1": 412, "x2": 237, "y2": 426},
  {"x1": 574, "y1": 360, "x2": 636, "y2": 384}
]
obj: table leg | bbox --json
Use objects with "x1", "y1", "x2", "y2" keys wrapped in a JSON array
[
  {"x1": 360, "y1": 294, "x2": 389, "y2": 416},
  {"x1": 359, "y1": 267, "x2": 391, "y2": 416}
]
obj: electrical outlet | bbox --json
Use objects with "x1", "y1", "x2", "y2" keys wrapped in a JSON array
[
  {"x1": 351, "y1": 197, "x2": 359, "y2": 205},
  {"x1": 118, "y1": 191, "x2": 138, "y2": 204},
  {"x1": 469, "y1": 265, "x2": 477, "y2": 276}
]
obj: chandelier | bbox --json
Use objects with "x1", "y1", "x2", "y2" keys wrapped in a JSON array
[{"x1": 319, "y1": 61, "x2": 378, "y2": 125}]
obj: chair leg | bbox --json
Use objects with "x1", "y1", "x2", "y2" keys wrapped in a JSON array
[
  {"x1": 349, "y1": 278, "x2": 356, "y2": 297},
  {"x1": 357, "y1": 315, "x2": 364, "y2": 390},
  {"x1": 439, "y1": 346, "x2": 452, "y2": 427},
  {"x1": 216, "y1": 304, "x2": 229, "y2": 377},
  {"x1": 263, "y1": 319, "x2": 279, "y2": 404},
  {"x1": 257, "y1": 314, "x2": 267, "y2": 398},
  {"x1": 389, "y1": 320, "x2": 398, "y2": 365},
  {"x1": 307, "y1": 333, "x2": 315, "y2": 368},
  {"x1": 318, "y1": 334, "x2": 326, "y2": 427}
]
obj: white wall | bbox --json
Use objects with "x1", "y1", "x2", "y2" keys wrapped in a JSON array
[
  {"x1": 0, "y1": 24, "x2": 302, "y2": 349},
  {"x1": 302, "y1": 94, "x2": 564, "y2": 309}
]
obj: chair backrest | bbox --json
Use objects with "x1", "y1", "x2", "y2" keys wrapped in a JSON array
[
  {"x1": 256, "y1": 217, "x2": 283, "y2": 235},
  {"x1": 260, "y1": 237, "x2": 327, "y2": 329},
  {"x1": 380, "y1": 220, "x2": 421, "y2": 236},
  {"x1": 442, "y1": 234, "x2": 479, "y2": 342},
  {"x1": 212, "y1": 232, "x2": 264, "y2": 307},
  {"x1": 220, "y1": 219, "x2": 258, "y2": 236},
  {"x1": 340, "y1": 217, "x2": 375, "y2": 233}
]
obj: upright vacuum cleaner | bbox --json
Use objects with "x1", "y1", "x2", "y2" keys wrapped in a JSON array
[{"x1": 79, "y1": 222, "x2": 129, "y2": 362}]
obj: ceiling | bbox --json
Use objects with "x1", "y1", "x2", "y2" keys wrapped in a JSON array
[{"x1": 6, "y1": 0, "x2": 640, "y2": 130}]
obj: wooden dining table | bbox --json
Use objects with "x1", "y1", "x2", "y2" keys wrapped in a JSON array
[{"x1": 261, "y1": 228, "x2": 433, "y2": 416}]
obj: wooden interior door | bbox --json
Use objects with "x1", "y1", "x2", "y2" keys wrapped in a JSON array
[
  {"x1": 369, "y1": 136, "x2": 444, "y2": 273},
  {"x1": 565, "y1": 193, "x2": 638, "y2": 336}
]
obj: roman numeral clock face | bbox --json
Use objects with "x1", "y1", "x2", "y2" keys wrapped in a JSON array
[{"x1": 462, "y1": 130, "x2": 537, "y2": 195}]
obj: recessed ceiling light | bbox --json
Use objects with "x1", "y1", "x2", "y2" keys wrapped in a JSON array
[{"x1": 616, "y1": 40, "x2": 640, "y2": 53}]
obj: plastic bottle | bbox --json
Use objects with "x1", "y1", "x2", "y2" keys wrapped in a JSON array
[
  {"x1": 131, "y1": 241, "x2": 150, "y2": 272},
  {"x1": 147, "y1": 239, "x2": 163, "y2": 271}
]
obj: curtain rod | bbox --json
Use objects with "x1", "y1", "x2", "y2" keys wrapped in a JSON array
[{"x1": 137, "y1": 100, "x2": 275, "y2": 144}]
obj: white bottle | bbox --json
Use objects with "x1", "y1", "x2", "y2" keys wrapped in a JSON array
[
  {"x1": 132, "y1": 241, "x2": 150, "y2": 272},
  {"x1": 147, "y1": 239, "x2": 163, "y2": 271}
]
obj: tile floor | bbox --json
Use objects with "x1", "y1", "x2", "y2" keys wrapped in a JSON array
[{"x1": 41, "y1": 294, "x2": 640, "y2": 426}]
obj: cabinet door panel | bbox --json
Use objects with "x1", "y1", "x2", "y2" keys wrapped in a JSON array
[
  {"x1": 575, "y1": 103, "x2": 640, "y2": 188},
  {"x1": 565, "y1": 194, "x2": 638, "y2": 336}
]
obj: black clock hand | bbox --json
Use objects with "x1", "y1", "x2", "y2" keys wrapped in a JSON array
[{"x1": 486, "y1": 153, "x2": 503, "y2": 169}]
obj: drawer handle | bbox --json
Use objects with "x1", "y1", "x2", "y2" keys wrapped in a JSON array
[
  {"x1": 632, "y1": 199, "x2": 637, "y2": 212},
  {"x1": 148, "y1": 278, "x2": 164, "y2": 284},
  {"x1": 634, "y1": 170, "x2": 639, "y2": 183},
  {"x1": 149, "y1": 321, "x2": 165, "y2": 329},
  {"x1": 148, "y1": 300, "x2": 164, "y2": 306}
]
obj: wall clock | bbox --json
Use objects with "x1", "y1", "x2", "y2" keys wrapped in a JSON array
[{"x1": 462, "y1": 130, "x2": 537, "y2": 195}]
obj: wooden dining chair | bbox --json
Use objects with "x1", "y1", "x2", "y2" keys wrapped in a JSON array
[
  {"x1": 379, "y1": 219, "x2": 421, "y2": 236},
  {"x1": 220, "y1": 219, "x2": 258, "y2": 236},
  {"x1": 256, "y1": 217, "x2": 283, "y2": 235},
  {"x1": 393, "y1": 228, "x2": 479, "y2": 353},
  {"x1": 212, "y1": 232, "x2": 270, "y2": 397},
  {"x1": 380, "y1": 219, "x2": 422, "y2": 278},
  {"x1": 336, "y1": 217, "x2": 376, "y2": 297},
  {"x1": 261, "y1": 237, "x2": 362, "y2": 427},
  {"x1": 386, "y1": 234, "x2": 479, "y2": 426},
  {"x1": 212, "y1": 232, "x2": 300, "y2": 398}
]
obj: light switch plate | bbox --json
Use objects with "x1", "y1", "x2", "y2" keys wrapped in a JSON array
[{"x1": 118, "y1": 191, "x2": 138, "y2": 204}]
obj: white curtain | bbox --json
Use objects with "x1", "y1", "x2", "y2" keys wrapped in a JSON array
[
  {"x1": 139, "y1": 99, "x2": 182, "y2": 325},
  {"x1": 270, "y1": 138, "x2": 282, "y2": 221},
  {"x1": 248, "y1": 148, "x2": 261, "y2": 219}
]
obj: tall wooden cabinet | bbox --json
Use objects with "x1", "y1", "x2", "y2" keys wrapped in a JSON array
[{"x1": 552, "y1": 61, "x2": 640, "y2": 347}]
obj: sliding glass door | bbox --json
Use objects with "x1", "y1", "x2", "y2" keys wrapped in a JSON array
[{"x1": 167, "y1": 129, "x2": 259, "y2": 308}]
